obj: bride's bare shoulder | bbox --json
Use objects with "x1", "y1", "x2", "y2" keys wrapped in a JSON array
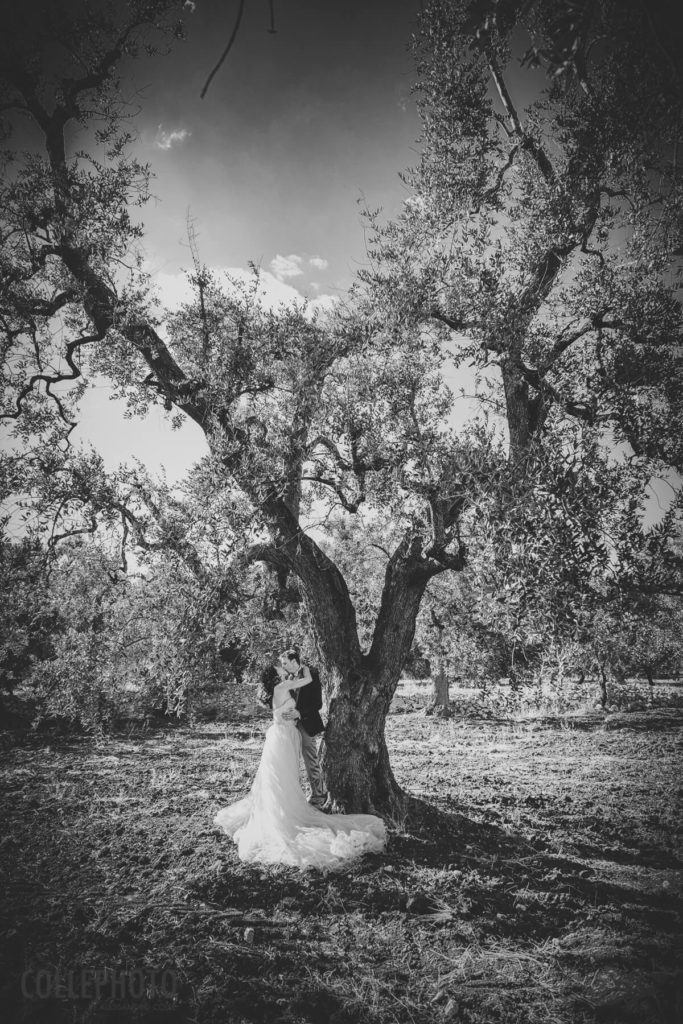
[{"x1": 272, "y1": 686, "x2": 294, "y2": 709}]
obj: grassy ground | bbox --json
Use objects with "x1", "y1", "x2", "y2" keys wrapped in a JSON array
[{"x1": 1, "y1": 685, "x2": 682, "y2": 1024}]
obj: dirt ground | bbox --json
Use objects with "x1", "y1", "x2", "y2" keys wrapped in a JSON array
[{"x1": 1, "y1": 687, "x2": 681, "y2": 1024}]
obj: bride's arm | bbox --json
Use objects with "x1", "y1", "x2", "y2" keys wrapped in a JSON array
[{"x1": 280, "y1": 665, "x2": 312, "y2": 690}]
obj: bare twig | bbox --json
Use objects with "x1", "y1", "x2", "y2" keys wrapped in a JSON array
[{"x1": 200, "y1": 0, "x2": 246, "y2": 100}]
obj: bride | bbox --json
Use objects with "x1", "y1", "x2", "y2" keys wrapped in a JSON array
[{"x1": 213, "y1": 658, "x2": 386, "y2": 870}]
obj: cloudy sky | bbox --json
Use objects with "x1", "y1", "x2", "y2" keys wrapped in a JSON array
[
  {"x1": 139, "y1": 0, "x2": 421, "y2": 292},
  {"x1": 71, "y1": 0, "x2": 426, "y2": 477}
]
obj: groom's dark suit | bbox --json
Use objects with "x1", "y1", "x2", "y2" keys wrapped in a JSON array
[
  {"x1": 291, "y1": 665, "x2": 326, "y2": 806},
  {"x1": 292, "y1": 665, "x2": 325, "y2": 736}
]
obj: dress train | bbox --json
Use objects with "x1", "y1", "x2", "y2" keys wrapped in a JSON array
[{"x1": 214, "y1": 694, "x2": 386, "y2": 870}]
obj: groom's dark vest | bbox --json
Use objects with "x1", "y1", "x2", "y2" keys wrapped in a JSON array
[{"x1": 293, "y1": 665, "x2": 325, "y2": 737}]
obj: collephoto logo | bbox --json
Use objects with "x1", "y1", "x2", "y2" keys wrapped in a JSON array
[{"x1": 21, "y1": 966, "x2": 178, "y2": 1001}]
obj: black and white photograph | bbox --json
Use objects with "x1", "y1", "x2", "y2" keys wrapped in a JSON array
[{"x1": 1, "y1": 1, "x2": 682, "y2": 1021}]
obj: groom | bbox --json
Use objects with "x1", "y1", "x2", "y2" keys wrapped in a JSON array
[{"x1": 279, "y1": 646, "x2": 328, "y2": 809}]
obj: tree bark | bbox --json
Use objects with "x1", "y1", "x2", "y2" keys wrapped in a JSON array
[
  {"x1": 429, "y1": 658, "x2": 452, "y2": 716},
  {"x1": 598, "y1": 662, "x2": 609, "y2": 710},
  {"x1": 320, "y1": 665, "x2": 404, "y2": 816},
  {"x1": 502, "y1": 361, "x2": 534, "y2": 456},
  {"x1": 309, "y1": 535, "x2": 437, "y2": 816}
]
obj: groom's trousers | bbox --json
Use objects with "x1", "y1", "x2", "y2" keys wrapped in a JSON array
[{"x1": 297, "y1": 724, "x2": 327, "y2": 806}]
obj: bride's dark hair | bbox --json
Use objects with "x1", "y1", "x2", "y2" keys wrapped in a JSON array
[
  {"x1": 283, "y1": 644, "x2": 301, "y2": 665},
  {"x1": 257, "y1": 665, "x2": 279, "y2": 708}
]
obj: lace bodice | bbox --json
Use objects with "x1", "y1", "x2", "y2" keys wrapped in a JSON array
[{"x1": 272, "y1": 688, "x2": 296, "y2": 726}]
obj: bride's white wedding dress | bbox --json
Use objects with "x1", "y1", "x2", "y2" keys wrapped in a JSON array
[{"x1": 213, "y1": 683, "x2": 386, "y2": 870}]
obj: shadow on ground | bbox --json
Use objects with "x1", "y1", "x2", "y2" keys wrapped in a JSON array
[{"x1": 1, "y1": 711, "x2": 681, "y2": 1024}]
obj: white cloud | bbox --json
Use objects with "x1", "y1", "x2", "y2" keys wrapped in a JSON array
[
  {"x1": 308, "y1": 256, "x2": 329, "y2": 271},
  {"x1": 309, "y1": 293, "x2": 339, "y2": 316},
  {"x1": 404, "y1": 195, "x2": 426, "y2": 212},
  {"x1": 154, "y1": 126, "x2": 191, "y2": 150},
  {"x1": 153, "y1": 266, "x2": 303, "y2": 314},
  {"x1": 226, "y1": 267, "x2": 306, "y2": 308},
  {"x1": 270, "y1": 253, "x2": 304, "y2": 281},
  {"x1": 152, "y1": 265, "x2": 339, "y2": 322},
  {"x1": 153, "y1": 270, "x2": 199, "y2": 311}
]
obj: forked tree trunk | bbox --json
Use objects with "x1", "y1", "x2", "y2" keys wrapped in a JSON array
[{"x1": 295, "y1": 535, "x2": 434, "y2": 817}]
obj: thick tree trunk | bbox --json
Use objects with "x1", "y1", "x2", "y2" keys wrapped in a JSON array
[
  {"x1": 598, "y1": 662, "x2": 609, "y2": 710},
  {"x1": 320, "y1": 666, "x2": 404, "y2": 816},
  {"x1": 299, "y1": 535, "x2": 435, "y2": 817},
  {"x1": 503, "y1": 364, "x2": 534, "y2": 456},
  {"x1": 428, "y1": 658, "x2": 452, "y2": 717}
]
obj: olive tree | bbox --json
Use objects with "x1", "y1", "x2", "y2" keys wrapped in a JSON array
[{"x1": 2, "y1": 0, "x2": 681, "y2": 815}]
